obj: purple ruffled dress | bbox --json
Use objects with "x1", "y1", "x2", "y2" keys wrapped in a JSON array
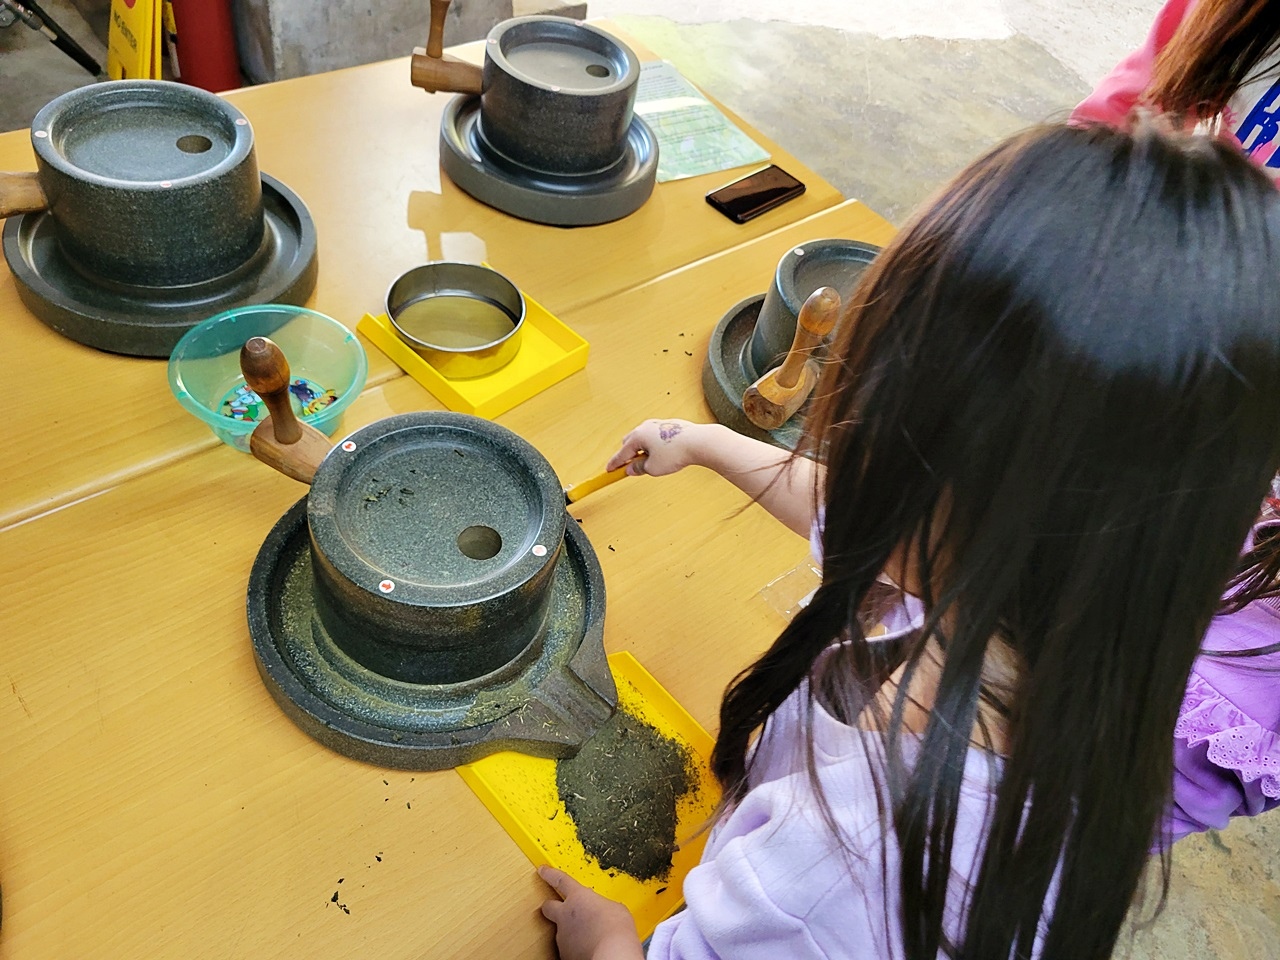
[{"x1": 1170, "y1": 597, "x2": 1280, "y2": 841}]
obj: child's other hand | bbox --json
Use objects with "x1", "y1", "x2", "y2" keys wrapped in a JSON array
[
  {"x1": 538, "y1": 865, "x2": 644, "y2": 960},
  {"x1": 606, "y1": 419, "x2": 706, "y2": 477}
]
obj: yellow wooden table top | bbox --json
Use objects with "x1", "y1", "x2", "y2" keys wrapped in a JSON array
[
  {"x1": 0, "y1": 30, "x2": 843, "y2": 530},
  {"x1": 0, "y1": 202, "x2": 895, "y2": 959}
]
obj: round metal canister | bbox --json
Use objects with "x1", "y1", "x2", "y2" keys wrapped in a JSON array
[
  {"x1": 30, "y1": 80, "x2": 263, "y2": 287},
  {"x1": 386, "y1": 262, "x2": 526, "y2": 379},
  {"x1": 748, "y1": 240, "x2": 881, "y2": 376},
  {"x1": 305, "y1": 412, "x2": 566, "y2": 685},
  {"x1": 478, "y1": 17, "x2": 640, "y2": 176}
]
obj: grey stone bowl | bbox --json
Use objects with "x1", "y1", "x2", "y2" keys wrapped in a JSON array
[
  {"x1": 247, "y1": 412, "x2": 617, "y2": 769},
  {"x1": 479, "y1": 16, "x2": 640, "y2": 176},
  {"x1": 307, "y1": 412, "x2": 565, "y2": 685},
  {"x1": 703, "y1": 239, "x2": 882, "y2": 450},
  {"x1": 4, "y1": 173, "x2": 317, "y2": 357},
  {"x1": 30, "y1": 80, "x2": 263, "y2": 288},
  {"x1": 748, "y1": 239, "x2": 882, "y2": 375}
]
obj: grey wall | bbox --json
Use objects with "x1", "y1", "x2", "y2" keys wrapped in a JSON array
[{"x1": 230, "y1": 0, "x2": 513, "y2": 84}]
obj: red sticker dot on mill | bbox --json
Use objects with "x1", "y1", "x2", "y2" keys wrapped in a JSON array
[
  {"x1": 341, "y1": 440, "x2": 357, "y2": 452},
  {"x1": 379, "y1": 580, "x2": 395, "y2": 593}
]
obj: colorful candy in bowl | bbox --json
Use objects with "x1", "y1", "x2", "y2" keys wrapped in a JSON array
[{"x1": 168, "y1": 305, "x2": 367, "y2": 451}]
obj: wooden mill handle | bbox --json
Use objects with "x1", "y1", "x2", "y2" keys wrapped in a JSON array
[
  {"x1": 773, "y1": 286, "x2": 841, "y2": 390},
  {"x1": 409, "y1": 0, "x2": 484, "y2": 95},
  {"x1": 241, "y1": 337, "x2": 303, "y2": 444},
  {"x1": 0, "y1": 171, "x2": 48, "y2": 219},
  {"x1": 239, "y1": 337, "x2": 333, "y2": 484},
  {"x1": 427, "y1": 0, "x2": 450, "y2": 58}
]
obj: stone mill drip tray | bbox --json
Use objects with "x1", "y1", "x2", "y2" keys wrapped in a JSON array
[
  {"x1": 245, "y1": 412, "x2": 616, "y2": 771},
  {"x1": 249, "y1": 499, "x2": 613, "y2": 769},
  {"x1": 4, "y1": 174, "x2": 317, "y2": 357},
  {"x1": 457, "y1": 652, "x2": 720, "y2": 939}
]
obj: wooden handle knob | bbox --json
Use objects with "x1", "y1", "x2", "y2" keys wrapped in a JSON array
[
  {"x1": 427, "y1": 0, "x2": 450, "y2": 58},
  {"x1": 409, "y1": 0, "x2": 483, "y2": 95},
  {"x1": 796, "y1": 285, "x2": 841, "y2": 339},
  {"x1": 240, "y1": 337, "x2": 302, "y2": 445},
  {"x1": 0, "y1": 171, "x2": 48, "y2": 219},
  {"x1": 774, "y1": 286, "x2": 841, "y2": 390}
]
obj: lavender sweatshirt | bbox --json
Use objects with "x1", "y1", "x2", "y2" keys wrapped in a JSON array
[
  {"x1": 647, "y1": 598, "x2": 1007, "y2": 960},
  {"x1": 648, "y1": 593, "x2": 1279, "y2": 957}
]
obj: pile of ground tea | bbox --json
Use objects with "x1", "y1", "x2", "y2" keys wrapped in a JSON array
[{"x1": 555, "y1": 708, "x2": 697, "y2": 882}]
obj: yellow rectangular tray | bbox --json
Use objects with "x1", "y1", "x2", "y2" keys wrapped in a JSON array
[
  {"x1": 357, "y1": 288, "x2": 589, "y2": 420},
  {"x1": 456, "y1": 652, "x2": 720, "y2": 939}
]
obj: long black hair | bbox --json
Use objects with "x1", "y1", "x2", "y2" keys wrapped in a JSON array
[{"x1": 711, "y1": 122, "x2": 1280, "y2": 960}]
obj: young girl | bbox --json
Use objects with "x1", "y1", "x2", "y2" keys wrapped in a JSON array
[
  {"x1": 537, "y1": 121, "x2": 1280, "y2": 960},
  {"x1": 1075, "y1": 0, "x2": 1280, "y2": 173},
  {"x1": 1080, "y1": 0, "x2": 1280, "y2": 843}
]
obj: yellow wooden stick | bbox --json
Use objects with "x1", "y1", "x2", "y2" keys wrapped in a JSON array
[{"x1": 564, "y1": 454, "x2": 647, "y2": 504}]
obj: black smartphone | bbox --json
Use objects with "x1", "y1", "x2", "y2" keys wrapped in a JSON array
[{"x1": 706, "y1": 165, "x2": 806, "y2": 223}]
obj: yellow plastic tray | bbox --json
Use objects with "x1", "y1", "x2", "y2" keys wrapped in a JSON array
[
  {"x1": 456, "y1": 652, "x2": 720, "y2": 939},
  {"x1": 357, "y1": 288, "x2": 588, "y2": 420}
]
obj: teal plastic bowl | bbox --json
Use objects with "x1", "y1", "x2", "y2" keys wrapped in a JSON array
[{"x1": 168, "y1": 305, "x2": 368, "y2": 452}]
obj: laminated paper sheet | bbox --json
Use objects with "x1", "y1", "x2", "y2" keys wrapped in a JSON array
[{"x1": 635, "y1": 61, "x2": 771, "y2": 182}]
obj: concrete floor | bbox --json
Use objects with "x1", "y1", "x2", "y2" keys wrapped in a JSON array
[
  {"x1": 2, "y1": 2, "x2": 1277, "y2": 956},
  {"x1": 0, "y1": 0, "x2": 104, "y2": 129}
]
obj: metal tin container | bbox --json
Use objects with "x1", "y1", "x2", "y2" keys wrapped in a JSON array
[
  {"x1": 479, "y1": 17, "x2": 640, "y2": 176},
  {"x1": 386, "y1": 262, "x2": 525, "y2": 379}
]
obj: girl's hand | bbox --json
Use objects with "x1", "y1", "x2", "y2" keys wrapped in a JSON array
[
  {"x1": 606, "y1": 418, "x2": 709, "y2": 477},
  {"x1": 537, "y1": 865, "x2": 644, "y2": 960}
]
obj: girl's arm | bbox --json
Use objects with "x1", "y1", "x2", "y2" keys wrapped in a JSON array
[
  {"x1": 1072, "y1": 0, "x2": 1195, "y2": 127},
  {"x1": 605, "y1": 419, "x2": 817, "y2": 537}
]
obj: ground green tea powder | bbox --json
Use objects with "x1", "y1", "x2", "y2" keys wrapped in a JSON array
[{"x1": 555, "y1": 708, "x2": 697, "y2": 882}]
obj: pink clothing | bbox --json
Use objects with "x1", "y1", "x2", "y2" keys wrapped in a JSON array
[{"x1": 1074, "y1": 0, "x2": 1280, "y2": 172}]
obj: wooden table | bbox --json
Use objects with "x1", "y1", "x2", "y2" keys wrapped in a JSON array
[
  {"x1": 0, "y1": 30, "x2": 842, "y2": 529},
  {"x1": 0, "y1": 35, "x2": 901, "y2": 960}
]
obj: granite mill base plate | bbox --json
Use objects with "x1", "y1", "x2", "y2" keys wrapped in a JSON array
[
  {"x1": 440, "y1": 95, "x2": 657, "y2": 227},
  {"x1": 3, "y1": 174, "x2": 318, "y2": 357},
  {"x1": 701, "y1": 295, "x2": 806, "y2": 449},
  {"x1": 246, "y1": 498, "x2": 615, "y2": 770}
]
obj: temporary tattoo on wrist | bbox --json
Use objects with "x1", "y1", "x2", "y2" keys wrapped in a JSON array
[{"x1": 658, "y1": 422, "x2": 682, "y2": 443}]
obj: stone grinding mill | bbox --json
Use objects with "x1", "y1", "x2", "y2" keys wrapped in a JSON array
[
  {"x1": 239, "y1": 338, "x2": 616, "y2": 769},
  {"x1": 410, "y1": 0, "x2": 658, "y2": 226},
  {"x1": 0, "y1": 81, "x2": 317, "y2": 357}
]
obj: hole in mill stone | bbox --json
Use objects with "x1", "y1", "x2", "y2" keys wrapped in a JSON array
[
  {"x1": 458, "y1": 525, "x2": 502, "y2": 561},
  {"x1": 585, "y1": 64, "x2": 610, "y2": 78},
  {"x1": 176, "y1": 135, "x2": 213, "y2": 154}
]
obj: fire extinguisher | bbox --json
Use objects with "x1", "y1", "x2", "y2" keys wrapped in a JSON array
[{"x1": 169, "y1": 0, "x2": 242, "y2": 92}]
